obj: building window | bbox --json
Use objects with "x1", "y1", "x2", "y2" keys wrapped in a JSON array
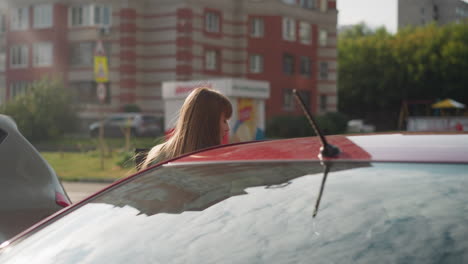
[
  {"x1": 10, "y1": 45, "x2": 29, "y2": 68},
  {"x1": 94, "y1": 5, "x2": 111, "y2": 26},
  {"x1": 320, "y1": 94, "x2": 327, "y2": 111},
  {"x1": 250, "y1": 18, "x2": 264, "y2": 38},
  {"x1": 249, "y1": 54, "x2": 263, "y2": 73},
  {"x1": 433, "y1": 5, "x2": 439, "y2": 20},
  {"x1": 70, "y1": 42, "x2": 93, "y2": 66},
  {"x1": 298, "y1": 90, "x2": 311, "y2": 110},
  {"x1": 300, "y1": 56, "x2": 311, "y2": 77},
  {"x1": 11, "y1": 7, "x2": 29, "y2": 31},
  {"x1": 70, "y1": 5, "x2": 90, "y2": 26},
  {"x1": 205, "y1": 12, "x2": 220, "y2": 33},
  {"x1": 69, "y1": 81, "x2": 110, "y2": 104},
  {"x1": 0, "y1": 14, "x2": 6, "y2": 33},
  {"x1": 10, "y1": 81, "x2": 29, "y2": 99},
  {"x1": 283, "y1": 89, "x2": 310, "y2": 110},
  {"x1": 70, "y1": 5, "x2": 91, "y2": 27},
  {"x1": 299, "y1": 22, "x2": 312, "y2": 44},
  {"x1": 33, "y1": 42, "x2": 53, "y2": 67},
  {"x1": 319, "y1": 61, "x2": 328, "y2": 80},
  {"x1": 70, "y1": 42, "x2": 111, "y2": 67},
  {"x1": 69, "y1": 4, "x2": 111, "y2": 27},
  {"x1": 74, "y1": 43, "x2": 104, "y2": 67},
  {"x1": 319, "y1": 29, "x2": 328, "y2": 46},
  {"x1": 0, "y1": 54, "x2": 5, "y2": 72},
  {"x1": 283, "y1": 53, "x2": 294, "y2": 75},
  {"x1": 282, "y1": 17, "x2": 296, "y2": 41},
  {"x1": 283, "y1": 89, "x2": 294, "y2": 110},
  {"x1": 205, "y1": 50, "x2": 219, "y2": 70},
  {"x1": 300, "y1": 0, "x2": 315, "y2": 9},
  {"x1": 33, "y1": 4, "x2": 53, "y2": 28}
]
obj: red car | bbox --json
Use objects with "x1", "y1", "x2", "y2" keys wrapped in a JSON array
[{"x1": 1, "y1": 133, "x2": 468, "y2": 263}]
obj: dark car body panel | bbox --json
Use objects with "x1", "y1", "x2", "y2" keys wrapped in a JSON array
[{"x1": 0, "y1": 115, "x2": 70, "y2": 243}]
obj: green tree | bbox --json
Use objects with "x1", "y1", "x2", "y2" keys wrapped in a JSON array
[
  {"x1": 0, "y1": 79, "x2": 78, "y2": 141},
  {"x1": 339, "y1": 25, "x2": 398, "y2": 119},
  {"x1": 338, "y1": 22, "x2": 468, "y2": 130},
  {"x1": 122, "y1": 104, "x2": 142, "y2": 113},
  {"x1": 340, "y1": 22, "x2": 375, "y2": 39}
]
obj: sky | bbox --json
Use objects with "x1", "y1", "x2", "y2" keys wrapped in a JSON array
[
  {"x1": 337, "y1": 0, "x2": 468, "y2": 33},
  {"x1": 337, "y1": 0, "x2": 398, "y2": 33}
]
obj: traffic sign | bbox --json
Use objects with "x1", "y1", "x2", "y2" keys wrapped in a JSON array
[
  {"x1": 94, "y1": 56, "x2": 109, "y2": 83},
  {"x1": 94, "y1": 41, "x2": 105, "y2": 56},
  {"x1": 94, "y1": 40, "x2": 109, "y2": 83}
]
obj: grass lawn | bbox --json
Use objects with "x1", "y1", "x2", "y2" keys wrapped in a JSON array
[
  {"x1": 42, "y1": 151, "x2": 137, "y2": 182},
  {"x1": 35, "y1": 136, "x2": 163, "y2": 151},
  {"x1": 37, "y1": 136, "x2": 164, "y2": 182}
]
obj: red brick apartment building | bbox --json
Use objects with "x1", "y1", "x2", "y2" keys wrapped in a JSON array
[{"x1": 0, "y1": 0, "x2": 337, "y2": 125}]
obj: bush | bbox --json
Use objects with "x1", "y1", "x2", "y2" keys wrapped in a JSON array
[
  {"x1": 0, "y1": 79, "x2": 78, "y2": 142},
  {"x1": 116, "y1": 151, "x2": 135, "y2": 168},
  {"x1": 266, "y1": 116, "x2": 312, "y2": 139},
  {"x1": 122, "y1": 104, "x2": 142, "y2": 113},
  {"x1": 316, "y1": 112, "x2": 348, "y2": 135},
  {"x1": 266, "y1": 112, "x2": 348, "y2": 139}
]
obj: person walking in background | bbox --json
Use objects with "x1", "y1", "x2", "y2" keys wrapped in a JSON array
[{"x1": 140, "y1": 87, "x2": 232, "y2": 170}]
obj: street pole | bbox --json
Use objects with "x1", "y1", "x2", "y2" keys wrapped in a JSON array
[
  {"x1": 94, "y1": 38, "x2": 109, "y2": 170},
  {"x1": 99, "y1": 111, "x2": 105, "y2": 170}
]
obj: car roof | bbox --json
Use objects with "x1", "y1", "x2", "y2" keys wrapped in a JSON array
[{"x1": 174, "y1": 133, "x2": 468, "y2": 164}]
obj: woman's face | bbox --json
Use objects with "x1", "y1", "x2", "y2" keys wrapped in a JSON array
[{"x1": 219, "y1": 112, "x2": 230, "y2": 143}]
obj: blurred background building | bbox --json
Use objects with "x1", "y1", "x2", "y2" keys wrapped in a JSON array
[
  {"x1": 0, "y1": 0, "x2": 337, "y2": 128},
  {"x1": 398, "y1": 0, "x2": 468, "y2": 29}
]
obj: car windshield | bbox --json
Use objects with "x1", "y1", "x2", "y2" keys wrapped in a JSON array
[{"x1": 1, "y1": 161, "x2": 468, "y2": 263}]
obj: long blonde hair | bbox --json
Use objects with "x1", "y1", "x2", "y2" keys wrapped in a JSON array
[{"x1": 141, "y1": 87, "x2": 232, "y2": 169}]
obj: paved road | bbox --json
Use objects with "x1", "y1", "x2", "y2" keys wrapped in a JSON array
[{"x1": 62, "y1": 182, "x2": 112, "y2": 203}]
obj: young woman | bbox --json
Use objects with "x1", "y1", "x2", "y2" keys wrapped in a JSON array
[{"x1": 140, "y1": 87, "x2": 232, "y2": 169}]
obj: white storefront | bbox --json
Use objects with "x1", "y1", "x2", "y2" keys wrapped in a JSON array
[
  {"x1": 407, "y1": 116, "x2": 468, "y2": 132},
  {"x1": 162, "y1": 78, "x2": 270, "y2": 142}
]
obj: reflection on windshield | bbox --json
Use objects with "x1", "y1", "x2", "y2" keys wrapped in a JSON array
[
  {"x1": 95, "y1": 162, "x2": 366, "y2": 216},
  {"x1": 313, "y1": 161, "x2": 331, "y2": 217},
  {"x1": 1, "y1": 163, "x2": 467, "y2": 264}
]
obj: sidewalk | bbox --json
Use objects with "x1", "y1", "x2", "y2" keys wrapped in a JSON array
[{"x1": 63, "y1": 182, "x2": 112, "y2": 203}]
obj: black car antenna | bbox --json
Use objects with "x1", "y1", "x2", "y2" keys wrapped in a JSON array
[
  {"x1": 292, "y1": 89, "x2": 340, "y2": 158},
  {"x1": 313, "y1": 162, "x2": 330, "y2": 218}
]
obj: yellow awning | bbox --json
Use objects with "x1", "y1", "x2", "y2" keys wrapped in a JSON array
[{"x1": 431, "y1": 99, "x2": 466, "y2": 109}]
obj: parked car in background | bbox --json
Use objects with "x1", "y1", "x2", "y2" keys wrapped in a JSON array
[
  {"x1": 89, "y1": 113, "x2": 162, "y2": 137},
  {"x1": 0, "y1": 115, "x2": 70, "y2": 244},
  {"x1": 1, "y1": 132, "x2": 467, "y2": 263}
]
